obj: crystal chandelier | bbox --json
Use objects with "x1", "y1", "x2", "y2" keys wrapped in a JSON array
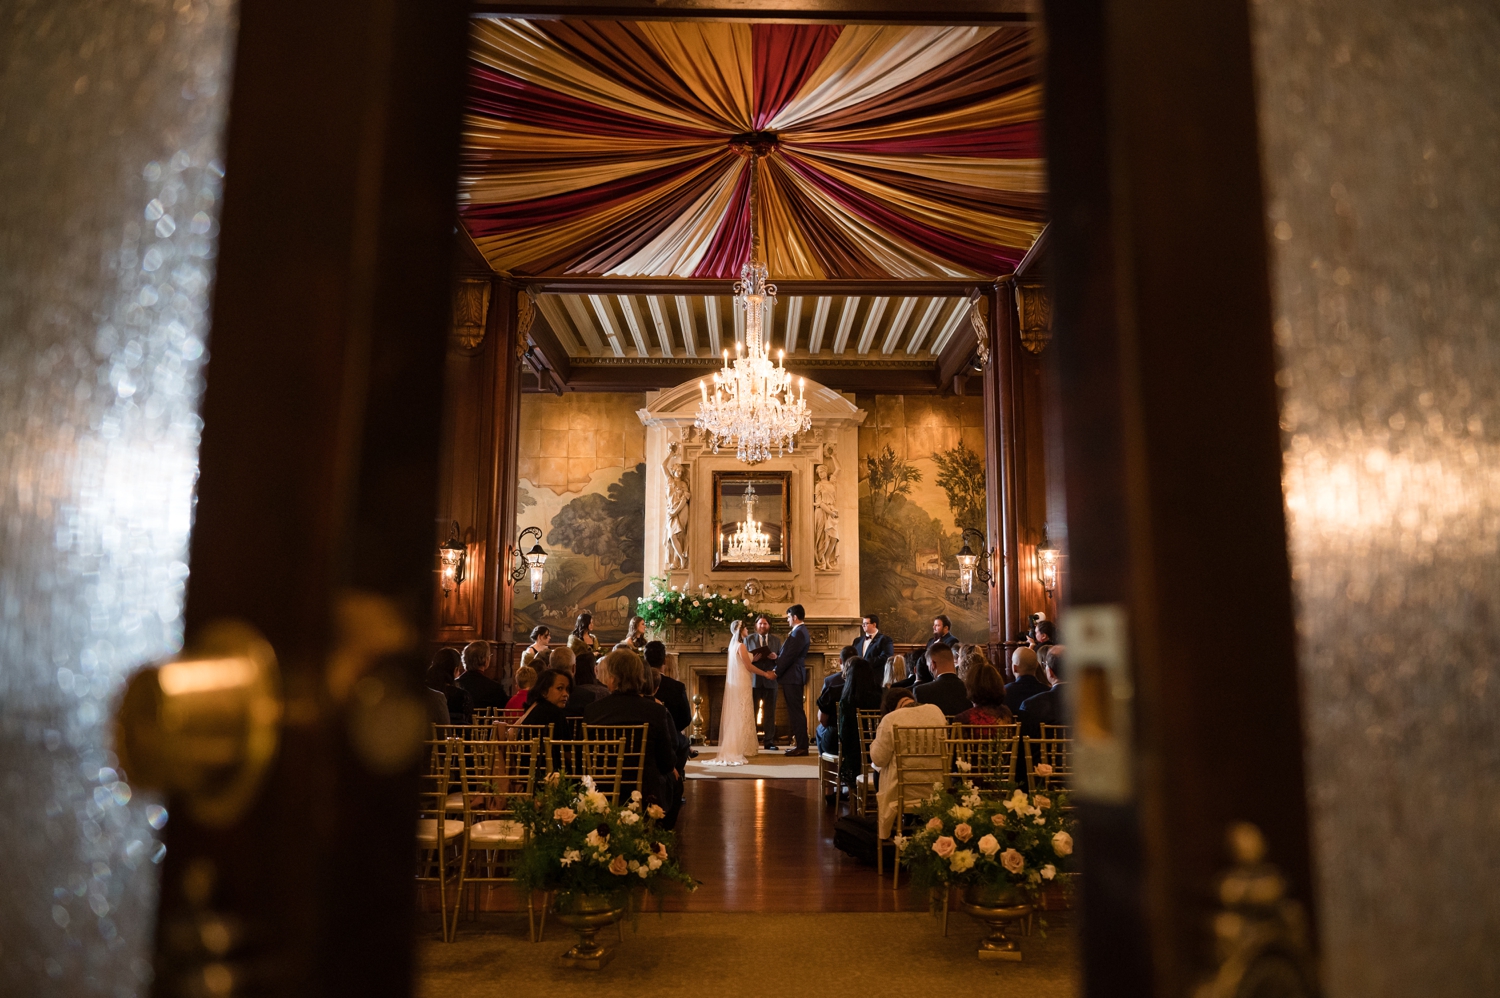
[
  {"x1": 696, "y1": 147, "x2": 811, "y2": 464},
  {"x1": 724, "y1": 483, "x2": 774, "y2": 561}
]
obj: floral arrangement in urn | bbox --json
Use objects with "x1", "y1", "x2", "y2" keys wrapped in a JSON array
[
  {"x1": 514, "y1": 772, "x2": 697, "y2": 907},
  {"x1": 634, "y1": 576, "x2": 755, "y2": 631},
  {"x1": 896, "y1": 779, "x2": 1076, "y2": 900}
]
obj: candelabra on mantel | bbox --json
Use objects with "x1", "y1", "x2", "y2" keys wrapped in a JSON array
[{"x1": 695, "y1": 143, "x2": 811, "y2": 464}]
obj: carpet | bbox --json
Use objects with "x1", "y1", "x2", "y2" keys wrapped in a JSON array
[
  {"x1": 418, "y1": 912, "x2": 1078, "y2": 998},
  {"x1": 685, "y1": 746, "x2": 818, "y2": 780}
]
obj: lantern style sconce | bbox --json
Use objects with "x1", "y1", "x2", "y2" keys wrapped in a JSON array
[
  {"x1": 1037, "y1": 532, "x2": 1060, "y2": 599},
  {"x1": 510, "y1": 525, "x2": 548, "y2": 596},
  {"x1": 953, "y1": 527, "x2": 994, "y2": 603},
  {"x1": 438, "y1": 521, "x2": 467, "y2": 597}
]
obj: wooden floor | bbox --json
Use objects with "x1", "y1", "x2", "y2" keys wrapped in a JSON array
[{"x1": 663, "y1": 777, "x2": 921, "y2": 912}]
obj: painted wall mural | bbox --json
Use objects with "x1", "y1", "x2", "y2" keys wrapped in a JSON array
[
  {"x1": 515, "y1": 393, "x2": 647, "y2": 639},
  {"x1": 856, "y1": 394, "x2": 990, "y2": 645}
]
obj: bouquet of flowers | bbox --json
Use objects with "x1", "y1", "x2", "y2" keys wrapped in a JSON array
[
  {"x1": 896, "y1": 779, "x2": 1076, "y2": 900},
  {"x1": 633, "y1": 576, "x2": 754, "y2": 630},
  {"x1": 514, "y1": 772, "x2": 696, "y2": 907}
]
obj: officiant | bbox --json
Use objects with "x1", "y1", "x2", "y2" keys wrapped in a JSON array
[{"x1": 745, "y1": 614, "x2": 782, "y2": 751}]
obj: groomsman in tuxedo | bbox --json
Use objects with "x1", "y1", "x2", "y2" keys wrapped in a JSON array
[
  {"x1": 744, "y1": 614, "x2": 783, "y2": 750},
  {"x1": 854, "y1": 613, "x2": 893, "y2": 677},
  {"x1": 776, "y1": 605, "x2": 812, "y2": 756}
]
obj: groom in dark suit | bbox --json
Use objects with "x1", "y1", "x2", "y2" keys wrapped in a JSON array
[{"x1": 776, "y1": 604, "x2": 812, "y2": 756}]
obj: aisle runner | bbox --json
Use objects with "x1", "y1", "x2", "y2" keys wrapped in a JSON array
[{"x1": 685, "y1": 747, "x2": 818, "y2": 780}]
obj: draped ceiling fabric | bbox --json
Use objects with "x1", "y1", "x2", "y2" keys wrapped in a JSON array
[{"x1": 460, "y1": 20, "x2": 1046, "y2": 280}]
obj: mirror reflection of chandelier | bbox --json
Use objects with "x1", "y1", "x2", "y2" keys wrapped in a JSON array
[
  {"x1": 725, "y1": 483, "x2": 774, "y2": 561},
  {"x1": 696, "y1": 144, "x2": 811, "y2": 465}
]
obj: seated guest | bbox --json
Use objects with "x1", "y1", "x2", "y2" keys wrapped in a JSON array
[
  {"x1": 1029, "y1": 617, "x2": 1057, "y2": 659},
  {"x1": 1018, "y1": 646, "x2": 1067, "y2": 738},
  {"x1": 914, "y1": 644, "x2": 972, "y2": 716},
  {"x1": 519, "y1": 625, "x2": 551, "y2": 670},
  {"x1": 546, "y1": 645, "x2": 594, "y2": 716},
  {"x1": 571, "y1": 652, "x2": 610, "y2": 704},
  {"x1": 838, "y1": 657, "x2": 883, "y2": 788},
  {"x1": 814, "y1": 647, "x2": 855, "y2": 754},
  {"x1": 1005, "y1": 647, "x2": 1050, "y2": 714},
  {"x1": 504, "y1": 664, "x2": 537, "y2": 713},
  {"x1": 423, "y1": 684, "x2": 450, "y2": 727},
  {"x1": 645, "y1": 666, "x2": 692, "y2": 773},
  {"x1": 883, "y1": 653, "x2": 908, "y2": 689},
  {"x1": 624, "y1": 615, "x2": 648, "y2": 653},
  {"x1": 516, "y1": 667, "x2": 574, "y2": 742},
  {"x1": 955, "y1": 663, "x2": 1013, "y2": 726},
  {"x1": 957, "y1": 644, "x2": 992, "y2": 682},
  {"x1": 584, "y1": 649, "x2": 683, "y2": 828},
  {"x1": 568, "y1": 612, "x2": 599, "y2": 657},
  {"x1": 456, "y1": 640, "x2": 509, "y2": 709},
  {"x1": 644, "y1": 640, "x2": 691, "y2": 732},
  {"x1": 426, "y1": 647, "x2": 472, "y2": 724},
  {"x1": 869, "y1": 688, "x2": 948, "y2": 839}
]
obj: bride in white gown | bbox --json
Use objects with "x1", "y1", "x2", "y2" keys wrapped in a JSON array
[{"x1": 705, "y1": 619, "x2": 770, "y2": 766}]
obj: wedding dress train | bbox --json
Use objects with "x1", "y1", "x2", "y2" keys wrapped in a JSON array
[{"x1": 706, "y1": 623, "x2": 758, "y2": 766}]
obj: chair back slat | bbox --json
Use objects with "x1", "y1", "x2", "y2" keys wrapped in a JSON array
[
  {"x1": 946, "y1": 723, "x2": 1020, "y2": 793},
  {"x1": 891, "y1": 725, "x2": 949, "y2": 817},
  {"x1": 1022, "y1": 736, "x2": 1072, "y2": 793},
  {"x1": 582, "y1": 724, "x2": 649, "y2": 804}
]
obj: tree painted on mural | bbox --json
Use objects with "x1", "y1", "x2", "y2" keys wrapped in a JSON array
[
  {"x1": 932, "y1": 441, "x2": 986, "y2": 533},
  {"x1": 866, "y1": 444, "x2": 921, "y2": 522}
]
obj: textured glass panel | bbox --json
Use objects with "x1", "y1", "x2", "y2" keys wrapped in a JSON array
[
  {"x1": 0, "y1": 0, "x2": 236, "y2": 992},
  {"x1": 1253, "y1": 2, "x2": 1500, "y2": 995}
]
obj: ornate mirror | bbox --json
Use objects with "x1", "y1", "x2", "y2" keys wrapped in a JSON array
[{"x1": 711, "y1": 471, "x2": 792, "y2": 571}]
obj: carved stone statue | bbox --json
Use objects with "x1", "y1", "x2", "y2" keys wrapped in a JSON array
[
  {"x1": 813, "y1": 443, "x2": 840, "y2": 571},
  {"x1": 663, "y1": 442, "x2": 691, "y2": 571}
]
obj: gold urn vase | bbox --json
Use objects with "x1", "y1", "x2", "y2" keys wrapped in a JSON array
[
  {"x1": 960, "y1": 883, "x2": 1033, "y2": 962},
  {"x1": 552, "y1": 893, "x2": 625, "y2": 970}
]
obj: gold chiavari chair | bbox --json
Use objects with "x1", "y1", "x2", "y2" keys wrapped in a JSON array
[
  {"x1": 416, "y1": 738, "x2": 465, "y2": 942},
  {"x1": 880, "y1": 725, "x2": 949, "y2": 883},
  {"x1": 1022, "y1": 736, "x2": 1072, "y2": 793},
  {"x1": 452, "y1": 733, "x2": 542, "y2": 940},
  {"x1": 853, "y1": 709, "x2": 883, "y2": 818},
  {"x1": 581, "y1": 724, "x2": 649, "y2": 805},
  {"x1": 818, "y1": 702, "x2": 843, "y2": 808},
  {"x1": 1040, "y1": 723, "x2": 1071, "y2": 741},
  {"x1": 947, "y1": 723, "x2": 1021, "y2": 795}
]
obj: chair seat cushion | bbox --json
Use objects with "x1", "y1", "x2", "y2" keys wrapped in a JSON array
[
  {"x1": 469, "y1": 819, "x2": 526, "y2": 848},
  {"x1": 416, "y1": 818, "x2": 465, "y2": 845},
  {"x1": 445, "y1": 792, "x2": 464, "y2": 810}
]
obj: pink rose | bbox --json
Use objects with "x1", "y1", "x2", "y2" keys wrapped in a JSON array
[
  {"x1": 925, "y1": 817, "x2": 944, "y2": 833},
  {"x1": 1034, "y1": 763, "x2": 1054, "y2": 777},
  {"x1": 932, "y1": 836, "x2": 957, "y2": 859},
  {"x1": 991, "y1": 814, "x2": 1006, "y2": 827},
  {"x1": 553, "y1": 807, "x2": 576, "y2": 824},
  {"x1": 653, "y1": 842, "x2": 668, "y2": 860},
  {"x1": 1000, "y1": 848, "x2": 1025, "y2": 874},
  {"x1": 1052, "y1": 831, "x2": 1074, "y2": 857},
  {"x1": 608, "y1": 855, "x2": 629, "y2": 876},
  {"x1": 647, "y1": 804, "x2": 666, "y2": 820},
  {"x1": 1034, "y1": 794, "x2": 1052, "y2": 810},
  {"x1": 953, "y1": 823, "x2": 973, "y2": 842},
  {"x1": 977, "y1": 834, "x2": 1000, "y2": 857}
]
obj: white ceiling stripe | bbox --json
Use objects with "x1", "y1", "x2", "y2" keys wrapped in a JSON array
[
  {"x1": 616, "y1": 295, "x2": 651, "y2": 357},
  {"x1": 535, "y1": 294, "x2": 582, "y2": 354},
  {"x1": 675, "y1": 295, "x2": 697, "y2": 356},
  {"x1": 831, "y1": 296, "x2": 860, "y2": 355},
  {"x1": 783, "y1": 296, "x2": 803, "y2": 354},
  {"x1": 855, "y1": 296, "x2": 890, "y2": 354},
  {"x1": 906, "y1": 297, "x2": 947, "y2": 354},
  {"x1": 704, "y1": 295, "x2": 723, "y2": 356},
  {"x1": 807, "y1": 295, "x2": 832, "y2": 354},
  {"x1": 562, "y1": 294, "x2": 606, "y2": 355},
  {"x1": 587, "y1": 294, "x2": 627, "y2": 357},
  {"x1": 928, "y1": 297, "x2": 972, "y2": 355},
  {"x1": 881, "y1": 296, "x2": 919, "y2": 354},
  {"x1": 645, "y1": 295, "x2": 674, "y2": 357}
]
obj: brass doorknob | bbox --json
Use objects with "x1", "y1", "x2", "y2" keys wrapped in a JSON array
[{"x1": 115, "y1": 620, "x2": 282, "y2": 828}]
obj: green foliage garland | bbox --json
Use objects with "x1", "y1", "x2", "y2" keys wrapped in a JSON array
[{"x1": 634, "y1": 576, "x2": 755, "y2": 630}]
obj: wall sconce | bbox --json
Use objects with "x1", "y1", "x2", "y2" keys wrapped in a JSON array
[
  {"x1": 950, "y1": 527, "x2": 994, "y2": 605},
  {"x1": 439, "y1": 521, "x2": 467, "y2": 597},
  {"x1": 510, "y1": 525, "x2": 548, "y2": 596},
  {"x1": 1037, "y1": 532, "x2": 1060, "y2": 599}
]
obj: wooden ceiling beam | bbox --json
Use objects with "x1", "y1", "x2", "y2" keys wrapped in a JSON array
[
  {"x1": 557, "y1": 359, "x2": 947, "y2": 394},
  {"x1": 471, "y1": 0, "x2": 1040, "y2": 25},
  {"x1": 525, "y1": 276, "x2": 995, "y2": 297}
]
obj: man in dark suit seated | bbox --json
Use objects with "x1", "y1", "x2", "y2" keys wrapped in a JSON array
[
  {"x1": 854, "y1": 614, "x2": 894, "y2": 678},
  {"x1": 1005, "y1": 647, "x2": 1050, "y2": 714},
  {"x1": 1018, "y1": 646, "x2": 1067, "y2": 739},
  {"x1": 814, "y1": 646, "x2": 855, "y2": 754},
  {"x1": 584, "y1": 648, "x2": 684, "y2": 828},
  {"x1": 913, "y1": 644, "x2": 972, "y2": 716},
  {"x1": 456, "y1": 640, "x2": 508, "y2": 709},
  {"x1": 643, "y1": 641, "x2": 691, "y2": 732}
]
